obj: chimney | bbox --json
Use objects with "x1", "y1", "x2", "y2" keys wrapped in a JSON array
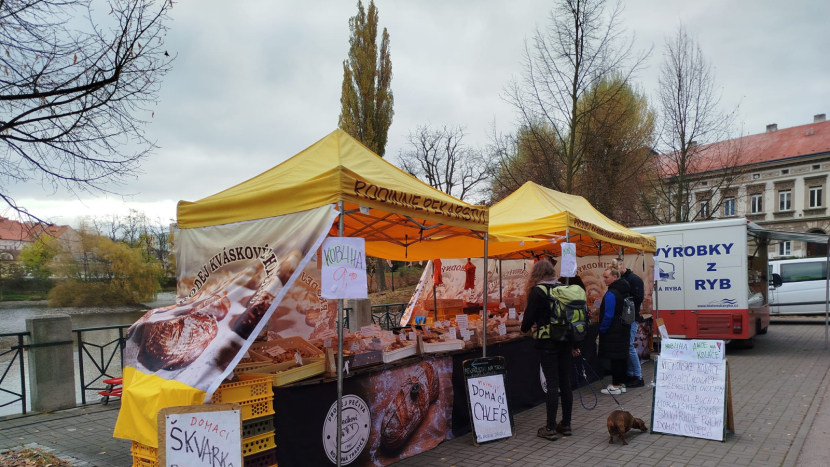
[
  {"x1": 688, "y1": 141, "x2": 697, "y2": 148},
  {"x1": 815, "y1": 114, "x2": 826, "y2": 123},
  {"x1": 766, "y1": 124, "x2": 778, "y2": 132}
]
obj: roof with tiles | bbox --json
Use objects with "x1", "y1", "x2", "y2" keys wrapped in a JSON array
[{"x1": 666, "y1": 118, "x2": 830, "y2": 175}]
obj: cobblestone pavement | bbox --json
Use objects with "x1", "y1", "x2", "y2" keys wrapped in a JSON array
[
  {"x1": 0, "y1": 324, "x2": 827, "y2": 467},
  {"x1": 397, "y1": 324, "x2": 830, "y2": 467}
]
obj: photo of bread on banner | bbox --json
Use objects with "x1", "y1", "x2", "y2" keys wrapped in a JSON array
[
  {"x1": 380, "y1": 362, "x2": 440, "y2": 451},
  {"x1": 127, "y1": 248, "x2": 304, "y2": 373},
  {"x1": 581, "y1": 270, "x2": 606, "y2": 310}
]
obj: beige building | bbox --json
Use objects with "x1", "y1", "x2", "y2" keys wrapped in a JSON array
[{"x1": 684, "y1": 114, "x2": 830, "y2": 258}]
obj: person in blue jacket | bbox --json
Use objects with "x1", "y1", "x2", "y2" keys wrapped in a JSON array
[{"x1": 598, "y1": 265, "x2": 631, "y2": 395}]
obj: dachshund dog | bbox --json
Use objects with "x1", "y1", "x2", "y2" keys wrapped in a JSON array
[{"x1": 607, "y1": 410, "x2": 648, "y2": 445}]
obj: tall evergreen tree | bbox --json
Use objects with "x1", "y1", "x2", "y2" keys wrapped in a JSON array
[
  {"x1": 339, "y1": 0, "x2": 394, "y2": 158},
  {"x1": 339, "y1": 0, "x2": 394, "y2": 292}
]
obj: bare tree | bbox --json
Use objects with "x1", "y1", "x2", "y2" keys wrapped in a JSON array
[
  {"x1": 496, "y1": 0, "x2": 648, "y2": 197},
  {"x1": 645, "y1": 25, "x2": 743, "y2": 224},
  {"x1": 398, "y1": 124, "x2": 490, "y2": 202},
  {"x1": 0, "y1": 0, "x2": 173, "y2": 219}
]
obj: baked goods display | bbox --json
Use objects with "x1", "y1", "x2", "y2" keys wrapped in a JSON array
[{"x1": 380, "y1": 362, "x2": 439, "y2": 450}]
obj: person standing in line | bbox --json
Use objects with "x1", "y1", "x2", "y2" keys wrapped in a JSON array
[
  {"x1": 521, "y1": 260, "x2": 580, "y2": 441},
  {"x1": 598, "y1": 265, "x2": 631, "y2": 395},
  {"x1": 618, "y1": 258, "x2": 645, "y2": 388}
]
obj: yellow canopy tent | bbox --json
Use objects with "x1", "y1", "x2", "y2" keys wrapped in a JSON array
[
  {"x1": 488, "y1": 182, "x2": 656, "y2": 257},
  {"x1": 163, "y1": 129, "x2": 513, "y2": 461},
  {"x1": 176, "y1": 129, "x2": 511, "y2": 259}
]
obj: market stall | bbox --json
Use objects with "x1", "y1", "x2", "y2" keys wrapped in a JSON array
[{"x1": 113, "y1": 129, "x2": 519, "y2": 466}]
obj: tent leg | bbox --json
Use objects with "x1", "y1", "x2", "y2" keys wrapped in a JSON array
[
  {"x1": 483, "y1": 235, "x2": 489, "y2": 357},
  {"x1": 336, "y1": 201, "x2": 345, "y2": 467},
  {"x1": 499, "y1": 259, "x2": 503, "y2": 304}
]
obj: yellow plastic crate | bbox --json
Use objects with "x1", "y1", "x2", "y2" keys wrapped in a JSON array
[
  {"x1": 213, "y1": 377, "x2": 273, "y2": 404},
  {"x1": 240, "y1": 395, "x2": 275, "y2": 420},
  {"x1": 131, "y1": 441, "x2": 157, "y2": 458},
  {"x1": 233, "y1": 361, "x2": 274, "y2": 376},
  {"x1": 242, "y1": 431, "x2": 276, "y2": 457},
  {"x1": 132, "y1": 453, "x2": 158, "y2": 467},
  {"x1": 239, "y1": 358, "x2": 324, "y2": 387}
]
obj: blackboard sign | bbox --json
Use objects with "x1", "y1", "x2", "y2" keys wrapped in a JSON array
[{"x1": 462, "y1": 356, "x2": 515, "y2": 445}]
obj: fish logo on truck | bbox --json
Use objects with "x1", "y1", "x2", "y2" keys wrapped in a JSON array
[{"x1": 658, "y1": 261, "x2": 676, "y2": 281}]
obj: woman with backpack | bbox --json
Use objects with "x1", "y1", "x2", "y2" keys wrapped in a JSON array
[
  {"x1": 598, "y1": 263, "x2": 632, "y2": 395},
  {"x1": 521, "y1": 259, "x2": 582, "y2": 441}
]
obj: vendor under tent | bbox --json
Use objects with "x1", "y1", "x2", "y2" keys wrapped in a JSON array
[
  {"x1": 115, "y1": 129, "x2": 519, "y2": 466},
  {"x1": 404, "y1": 183, "x2": 657, "y2": 322}
]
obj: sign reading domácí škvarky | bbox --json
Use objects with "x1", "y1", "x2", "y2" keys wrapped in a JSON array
[
  {"x1": 159, "y1": 404, "x2": 242, "y2": 467},
  {"x1": 652, "y1": 339, "x2": 727, "y2": 441}
]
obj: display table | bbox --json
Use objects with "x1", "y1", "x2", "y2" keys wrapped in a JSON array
[{"x1": 271, "y1": 326, "x2": 600, "y2": 466}]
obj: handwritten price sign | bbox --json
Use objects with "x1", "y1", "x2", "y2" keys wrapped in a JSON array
[{"x1": 321, "y1": 237, "x2": 368, "y2": 299}]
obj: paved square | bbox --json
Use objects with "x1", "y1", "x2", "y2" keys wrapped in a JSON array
[{"x1": 0, "y1": 323, "x2": 827, "y2": 467}]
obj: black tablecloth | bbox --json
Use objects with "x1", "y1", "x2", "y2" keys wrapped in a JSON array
[{"x1": 271, "y1": 325, "x2": 600, "y2": 466}]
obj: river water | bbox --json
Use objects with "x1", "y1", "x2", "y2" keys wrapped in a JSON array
[{"x1": 0, "y1": 292, "x2": 177, "y2": 417}]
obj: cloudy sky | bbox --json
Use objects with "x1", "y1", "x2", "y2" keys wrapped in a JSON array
[{"x1": 11, "y1": 0, "x2": 830, "y2": 226}]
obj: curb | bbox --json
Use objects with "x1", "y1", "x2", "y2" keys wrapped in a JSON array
[{"x1": 782, "y1": 353, "x2": 830, "y2": 467}]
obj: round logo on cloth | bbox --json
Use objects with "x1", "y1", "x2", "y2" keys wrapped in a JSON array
[
  {"x1": 540, "y1": 364, "x2": 547, "y2": 393},
  {"x1": 323, "y1": 395, "x2": 371, "y2": 465}
]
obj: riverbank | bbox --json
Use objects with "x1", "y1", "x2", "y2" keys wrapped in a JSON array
[{"x1": 0, "y1": 292, "x2": 177, "y2": 337}]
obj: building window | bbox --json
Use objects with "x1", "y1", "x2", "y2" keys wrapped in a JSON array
[
  {"x1": 753, "y1": 173, "x2": 760, "y2": 180},
  {"x1": 751, "y1": 194, "x2": 763, "y2": 213},
  {"x1": 700, "y1": 181, "x2": 708, "y2": 186},
  {"x1": 809, "y1": 186, "x2": 823, "y2": 208},
  {"x1": 699, "y1": 200, "x2": 709, "y2": 218},
  {"x1": 782, "y1": 169, "x2": 790, "y2": 175},
  {"x1": 813, "y1": 164, "x2": 821, "y2": 170},
  {"x1": 779, "y1": 190, "x2": 792, "y2": 211},
  {"x1": 779, "y1": 241, "x2": 792, "y2": 256},
  {"x1": 723, "y1": 198, "x2": 735, "y2": 217}
]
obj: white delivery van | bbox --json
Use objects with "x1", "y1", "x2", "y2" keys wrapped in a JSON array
[
  {"x1": 633, "y1": 218, "x2": 770, "y2": 346},
  {"x1": 769, "y1": 257, "x2": 830, "y2": 315}
]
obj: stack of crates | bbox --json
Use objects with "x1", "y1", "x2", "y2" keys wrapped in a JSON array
[
  {"x1": 213, "y1": 377, "x2": 277, "y2": 466},
  {"x1": 129, "y1": 376, "x2": 277, "y2": 467}
]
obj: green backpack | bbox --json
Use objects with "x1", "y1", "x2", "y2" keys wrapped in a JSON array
[{"x1": 533, "y1": 284, "x2": 589, "y2": 342}]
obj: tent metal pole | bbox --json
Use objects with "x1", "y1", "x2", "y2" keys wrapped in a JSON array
[
  {"x1": 483, "y1": 234, "x2": 489, "y2": 357},
  {"x1": 825, "y1": 237, "x2": 829, "y2": 350},
  {"x1": 499, "y1": 259, "x2": 503, "y2": 304},
  {"x1": 565, "y1": 230, "x2": 570, "y2": 285},
  {"x1": 336, "y1": 201, "x2": 345, "y2": 467}
]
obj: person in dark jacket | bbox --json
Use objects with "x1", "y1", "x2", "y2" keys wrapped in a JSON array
[
  {"x1": 598, "y1": 266, "x2": 631, "y2": 395},
  {"x1": 618, "y1": 258, "x2": 645, "y2": 388},
  {"x1": 521, "y1": 260, "x2": 580, "y2": 441}
]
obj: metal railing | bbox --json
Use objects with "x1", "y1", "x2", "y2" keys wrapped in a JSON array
[
  {"x1": 371, "y1": 303, "x2": 408, "y2": 330},
  {"x1": 75, "y1": 324, "x2": 130, "y2": 405},
  {"x1": 343, "y1": 307, "x2": 352, "y2": 330},
  {"x1": 0, "y1": 331, "x2": 30, "y2": 414}
]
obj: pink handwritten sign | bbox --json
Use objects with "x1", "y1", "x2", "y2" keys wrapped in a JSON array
[{"x1": 320, "y1": 237, "x2": 368, "y2": 299}]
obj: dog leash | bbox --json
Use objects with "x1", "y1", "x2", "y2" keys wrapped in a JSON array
[
  {"x1": 573, "y1": 358, "x2": 598, "y2": 410},
  {"x1": 579, "y1": 356, "x2": 627, "y2": 413}
]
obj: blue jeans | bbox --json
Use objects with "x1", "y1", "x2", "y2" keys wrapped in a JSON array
[{"x1": 627, "y1": 322, "x2": 642, "y2": 379}]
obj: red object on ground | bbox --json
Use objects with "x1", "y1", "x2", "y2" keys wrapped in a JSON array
[{"x1": 99, "y1": 377, "x2": 123, "y2": 404}]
